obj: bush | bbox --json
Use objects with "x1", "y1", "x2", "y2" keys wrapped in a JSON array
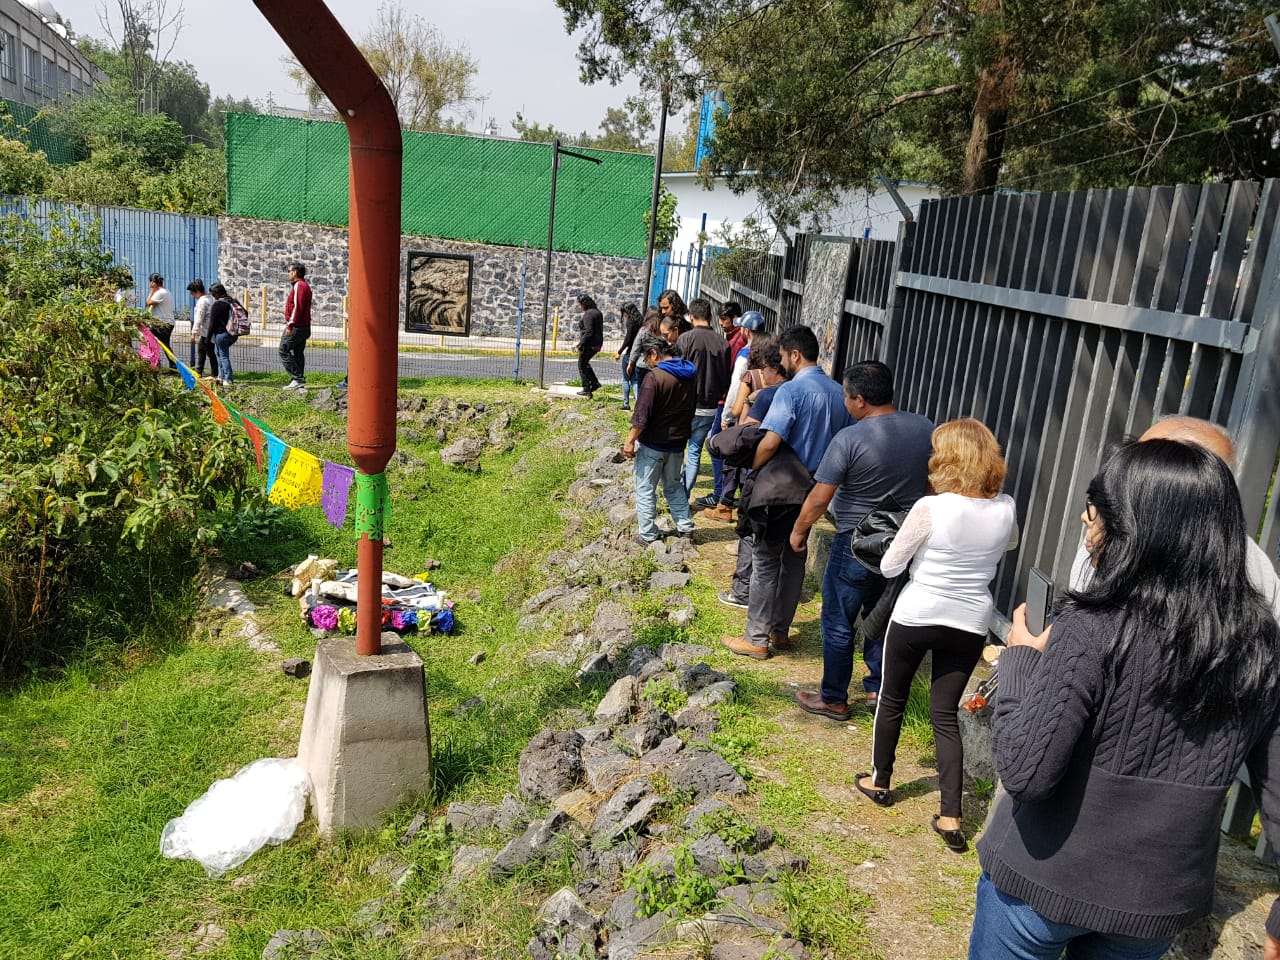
[{"x1": 0, "y1": 212, "x2": 253, "y2": 674}]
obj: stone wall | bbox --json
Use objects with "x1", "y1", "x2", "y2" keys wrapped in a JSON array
[{"x1": 217, "y1": 216, "x2": 646, "y2": 339}]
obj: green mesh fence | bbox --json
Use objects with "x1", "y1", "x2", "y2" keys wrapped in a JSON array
[
  {"x1": 0, "y1": 99, "x2": 77, "y2": 165},
  {"x1": 226, "y1": 112, "x2": 652, "y2": 259}
]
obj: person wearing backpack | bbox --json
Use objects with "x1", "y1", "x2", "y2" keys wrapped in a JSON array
[{"x1": 208, "y1": 283, "x2": 242, "y2": 386}]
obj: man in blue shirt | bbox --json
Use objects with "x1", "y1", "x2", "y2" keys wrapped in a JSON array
[{"x1": 723, "y1": 325, "x2": 852, "y2": 659}]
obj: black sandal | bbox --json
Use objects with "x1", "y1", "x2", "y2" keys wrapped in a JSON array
[
  {"x1": 932, "y1": 814, "x2": 967, "y2": 852},
  {"x1": 855, "y1": 773, "x2": 892, "y2": 807}
]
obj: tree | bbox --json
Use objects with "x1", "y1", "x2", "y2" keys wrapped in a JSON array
[
  {"x1": 556, "y1": 0, "x2": 1280, "y2": 227},
  {"x1": 286, "y1": 2, "x2": 477, "y2": 132},
  {"x1": 93, "y1": 0, "x2": 185, "y2": 115},
  {"x1": 511, "y1": 100, "x2": 653, "y2": 151}
]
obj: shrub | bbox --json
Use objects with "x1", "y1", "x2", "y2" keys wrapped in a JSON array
[{"x1": 0, "y1": 212, "x2": 252, "y2": 674}]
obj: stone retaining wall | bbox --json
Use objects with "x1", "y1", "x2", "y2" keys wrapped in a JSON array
[{"x1": 217, "y1": 216, "x2": 646, "y2": 338}]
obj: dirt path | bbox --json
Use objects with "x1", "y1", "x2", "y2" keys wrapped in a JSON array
[{"x1": 688, "y1": 516, "x2": 982, "y2": 960}]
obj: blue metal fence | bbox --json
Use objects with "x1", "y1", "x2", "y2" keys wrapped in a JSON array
[{"x1": 0, "y1": 196, "x2": 219, "y2": 316}]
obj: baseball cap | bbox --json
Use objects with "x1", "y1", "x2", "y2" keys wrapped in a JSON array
[{"x1": 734, "y1": 310, "x2": 766, "y2": 331}]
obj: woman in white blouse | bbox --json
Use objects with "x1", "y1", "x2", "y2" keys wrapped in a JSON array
[{"x1": 854, "y1": 418, "x2": 1018, "y2": 853}]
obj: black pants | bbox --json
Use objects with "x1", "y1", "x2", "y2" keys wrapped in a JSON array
[
  {"x1": 149, "y1": 322, "x2": 175, "y2": 368},
  {"x1": 196, "y1": 336, "x2": 217, "y2": 376},
  {"x1": 279, "y1": 327, "x2": 310, "y2": 381},
  {"x1": 577, "y1": 345, "x2": 601, "y2": 392},
  {"x1": 871, "y1": 620, "x2": 985, "y2": 818}
]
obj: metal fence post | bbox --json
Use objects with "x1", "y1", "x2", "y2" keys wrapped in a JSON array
[
  {"x1": 880, "y1": 219, "x2": 915, "y2": 370},
  {"x1": 1227, "y1": 206, "x2": 1280, "y2": 539}
]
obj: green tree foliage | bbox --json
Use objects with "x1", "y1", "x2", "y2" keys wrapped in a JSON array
[
  {"x1": 511, "y1": 99, "x2": 654, "y2": 152},
  {"x1": 0, "y1": 212, "x2": 252, "y2": 673},
  {"x1": 556, "y1": 0, "x2": 1280, "y2": 229},
  {"x1": 285, "y1": 1, "x2": 476, "y2": 132},
  {"x1": 642, "y1": 181, "x2": 679, "y2": 248},
  {"x1": 0, "y1": 138, "x2": 52, "y2": 195}
]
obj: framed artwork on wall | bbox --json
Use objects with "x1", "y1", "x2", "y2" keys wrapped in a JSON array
[{"x1": 404, "y1": 251, "x2": 473, "y2": 337}]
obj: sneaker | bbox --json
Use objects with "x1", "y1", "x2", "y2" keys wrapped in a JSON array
[
  {"x1": 282, "y1": 379, "x2": 303, "y2": 392},
  {"x1": 693, "y1": 494, "x2": 718, "y2": 508},
  {"x1": 721, "y1": 634, "x2": 770, "y2": 660},
  {"x1": 576, "y1": 388, "x2": 594, "y2": 397},
  {"x1": 334, "y1": 379, "x2": 348, "y2": 390},
  {"x1": 634, "y1": 533, "x2": 661, "y2": 547},
  {"x1": 718, "y1": 590, "x2": 748, "y2": 609},
  {"x1": 706, "y1": 503, "x2": 735, "y2": 523}
]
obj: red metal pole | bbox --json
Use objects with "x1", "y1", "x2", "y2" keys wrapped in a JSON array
[{"x1": 253, "y1": 0, "x2": 401, "y2": 656}]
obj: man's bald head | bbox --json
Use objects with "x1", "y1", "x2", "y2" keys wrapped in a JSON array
[{"x1": 1138, "y1": 416, "x2": 1235, "y2": 469}]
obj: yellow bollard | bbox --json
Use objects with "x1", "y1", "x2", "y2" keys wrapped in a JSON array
[
  {"x1": 342, "y1": 294, "x2": 350, "y2": 342},
  {"x1": 260, "y1": 284, "x2": 268, "y2": 331},
  {"x1": 552, "y1": 306, "x2": 559, "y2": 351}
]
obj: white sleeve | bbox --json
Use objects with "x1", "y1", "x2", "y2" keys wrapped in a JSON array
[
  {"x1": 1244, "y1": 537, "x2": 1280, "y2": 622},
  {"x1": 880, "y1": 499, "x2": 933, "y2": 578},
  {"x1": 723, "y1": 354, "x2": 749, "y2": 411}
]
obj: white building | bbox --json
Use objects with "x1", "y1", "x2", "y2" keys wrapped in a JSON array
[
  {"x1": 661, "y1": 170, "x2": 941, "y2": 257},
  {"x1": 0, "y1": 0, "x2": 105, "y2": 109}
]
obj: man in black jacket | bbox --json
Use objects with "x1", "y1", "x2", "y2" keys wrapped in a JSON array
[
  {"x1": 675, "y1": 298, "x2": 731, "y2": 495},
  {"x1": 623, "y1": 334, "x2": 698, "y2": 543}
]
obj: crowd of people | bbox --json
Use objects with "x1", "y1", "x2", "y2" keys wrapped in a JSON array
[
  {"x1": 605, "y1": 291, "x2": 1280, "y2": 960},
  {"x1": 122, "y1": 263, "x2": 315, "y2": 389}
]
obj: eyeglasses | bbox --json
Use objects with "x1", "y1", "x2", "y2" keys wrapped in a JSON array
[{"x1": 1084, "y1": 499, "x2": 1098, "y2": 522}]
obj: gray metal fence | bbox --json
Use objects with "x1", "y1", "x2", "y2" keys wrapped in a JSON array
[{"x1": 702, "y1": 179, "x2": 1280, "y2": 620}]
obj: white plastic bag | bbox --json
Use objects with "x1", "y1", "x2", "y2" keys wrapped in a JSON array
[{"x1": 160, "y1": 757, "x2": 311, "y2": 877}]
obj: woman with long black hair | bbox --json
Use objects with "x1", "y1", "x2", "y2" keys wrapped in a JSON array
[
  {"x1": 574, "y1": 294, "x2": 604, "y2": 397},
  {"x1": 971, "y1": 438, "x2": 1280, "y2": 960},
  {"x1": 616, "y1": 302, "x2": 643, "y2": 411}
]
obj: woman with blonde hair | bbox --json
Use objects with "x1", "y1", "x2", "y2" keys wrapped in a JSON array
[{"x1": 855, "y1": 418, "x2": 1018, "y2": 852}]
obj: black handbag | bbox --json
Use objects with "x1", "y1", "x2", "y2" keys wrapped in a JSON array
[{"x1": 851, "y1": 495, "x2": 909, "y2": 574}]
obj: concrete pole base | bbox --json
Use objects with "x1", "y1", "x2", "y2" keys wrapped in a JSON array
[{"x1": 297, "y1": 634, "x2": 432, "y2": 836}]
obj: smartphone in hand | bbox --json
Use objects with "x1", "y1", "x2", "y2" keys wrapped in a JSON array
[{"x1": 1025, "y1": 568, "x2": 1055, "y2": 635}]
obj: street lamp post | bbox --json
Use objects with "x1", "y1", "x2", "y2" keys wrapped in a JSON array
[{"x1": 538, "y1": 139, "x2": 603, "y2": 389}]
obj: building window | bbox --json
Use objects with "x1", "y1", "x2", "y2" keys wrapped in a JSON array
[
  {"x1": 57, "y1": 66, "x2": 68, "y2": 97},
  {"x1": 24, "y1": 45, "x2": 38, "y2": 93},
  {"x1": 42, "y1": 56, "x2": 54, "y2": 98},
  {"x1": 0, "y1": 32, "x2": 15, "y2": 84}
]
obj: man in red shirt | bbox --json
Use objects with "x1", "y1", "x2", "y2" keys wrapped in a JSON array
[{"x1": 280, "y1": 262, "x2": 313, "y2": 391}]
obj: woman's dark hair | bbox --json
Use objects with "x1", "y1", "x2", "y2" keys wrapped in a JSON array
[
  {"x1": 658, "y1": 289, "x2": 687, "y2": 316},
  {"x1": 642, "y1": 306, "x2": 663, "y2": 334},
  {"x1": 209, "y1": 282, "x2": 228, "y2": 299},
  {"x1": 637, "y1": 332, "x2": 674, "y2": 359},
  {"x1": 577, "y1": 294, "x2": 598, "y2": 311},
  {"x1": 620, "y1": 302, "x2": 641, "y2": 324},
  {"x1": 1071, "y1": 438, "x2": 1280, "y2": 725},
  {"x1": 746, "y1": 332, "x2": 781, "y2": 372}
]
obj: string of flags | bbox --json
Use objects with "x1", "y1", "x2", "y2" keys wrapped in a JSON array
[{"x1": 137, "y1": 324, "x2": 385, "y2": 539}]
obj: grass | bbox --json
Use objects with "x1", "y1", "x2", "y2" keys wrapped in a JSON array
[{"x1": 0, "y1": 376, "x2": 961, "y2": 960}]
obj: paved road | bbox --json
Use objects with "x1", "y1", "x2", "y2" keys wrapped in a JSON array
[{"x1": 205, "y1": 343, "x2": 624, "y2": 386}]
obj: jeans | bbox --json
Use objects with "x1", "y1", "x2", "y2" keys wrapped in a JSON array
[
  {"x1": 684, "y1": 413, "x2": 716, "y2": 493},
  {"x1": 872, "y1": 620, "x2": 984, "y2": 816},
  {"x1": 620, "y1": 349, "x2": 639, "y2": 407},
  {"x1": 708, "y1": 407, "x2": 726, "y2": 499},
  {"x1": 968, "y1": 874, "x2": 1174, "y2": 960},
  {"x1": 214, "y1": 332, "x2": 239, "y2": 383},
  {"x1": 819, "y1": 531, "x2": 887, "y2": 703},
  {"x1": 633, "y1": 444, "x2": 695, "y2": 541},
  {"x1": 578, "y1": 346, "x2": 601, "y2": 392},
  {"x1": 279, "y1": 327, "x2": 310, "y2": 381},
  {"x1": 745, "y1": 536, "x2": 807, "y2": 647}
]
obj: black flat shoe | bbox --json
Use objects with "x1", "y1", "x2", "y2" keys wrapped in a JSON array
[
  {"x1": 855, "y1": 773, "x2": 892, "y2": 807},
  {"x1": 932, "y1": 815, "x2": 967, "y2": 852}
]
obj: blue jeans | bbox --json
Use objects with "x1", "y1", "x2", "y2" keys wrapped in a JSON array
[
  {"x1": 684, "y1": 413, "x2": 716, "y2": 493},
  {"x1": 214, "y1": 332, "x2": 239, "y2": 382},
  {"x1": 708, "y1": 407, "x2": 726, "y2": 500},
  {"x1": 969, "y1": 874, "x2": 1174, "y2": 960},
  {"x1": 634, "y1": 444, "x2": 695, "y2": 542},
  {"x1": 819, "y1": 531, "x2": 887, "y2": 704},
  {"x1": 620, "y1": 349, "x2": 639, "y2": 407}
]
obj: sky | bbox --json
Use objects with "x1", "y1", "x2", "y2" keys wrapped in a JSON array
[{"x1": 48, "y1": 0, "x2": 646, "y2": 138}]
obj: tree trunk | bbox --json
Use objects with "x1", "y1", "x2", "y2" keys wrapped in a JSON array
[{"x1": 962, "y1": 56, "x2": 1017, "y2": 195}]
